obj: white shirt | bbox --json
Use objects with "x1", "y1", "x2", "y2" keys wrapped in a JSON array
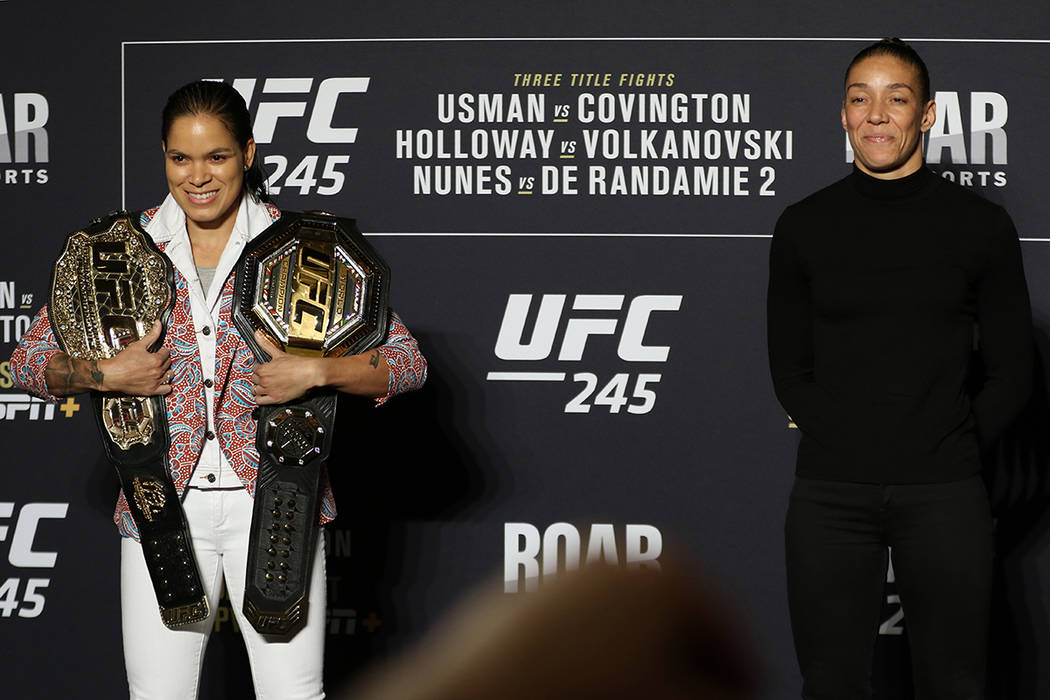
[{"x1": 144, "y1": 193, "x2": 274, "y2": 489}]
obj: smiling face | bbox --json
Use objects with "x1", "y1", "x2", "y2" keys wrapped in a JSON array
[
  {"x1": 162, "y1": 113, "x2": 256, "y2": 234},
  {"x1": 842, "y1": 53, "x2": 936, "y2": 180}
]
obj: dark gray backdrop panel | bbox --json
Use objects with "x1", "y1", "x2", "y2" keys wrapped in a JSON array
[{"x1": 4, "y1": 4, "x2": 1050, "y2": 699}]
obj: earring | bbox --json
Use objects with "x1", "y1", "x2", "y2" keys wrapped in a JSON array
[{"x1": 244, "y1": 164, "x2": 249, "y2": 171}]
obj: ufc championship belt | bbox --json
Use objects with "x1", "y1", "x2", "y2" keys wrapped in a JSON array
[
  {"x1": 232, "y1": 211, "x2": 390, "y2": 635},
  {"x1": 49, "y1": 211, "x2": 209, "y2": 629}
]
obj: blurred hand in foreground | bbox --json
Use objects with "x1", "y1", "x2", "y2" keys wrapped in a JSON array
[{"x1": 345, "y1": 558, "x2": 762, "y2": 700}]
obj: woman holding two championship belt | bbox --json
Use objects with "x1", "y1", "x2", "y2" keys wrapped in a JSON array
[
  {"x1": 11, "y1": 80, "x2": 427, "y2": 699},
  {"x1": 768, "y1": 39, "x2": 1033, "y2": 698}
]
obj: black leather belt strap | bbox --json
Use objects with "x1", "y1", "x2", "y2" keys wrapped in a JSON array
[
  {"x1": 96, "y1": 394, "x2": 209, "y2": 627},
  {"x1": 242, "y1": 395, "x2": 335, "y2": 635}
]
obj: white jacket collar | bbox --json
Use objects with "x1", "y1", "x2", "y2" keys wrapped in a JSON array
[
  {"x1": 143, "y1": 192, "x2": 273, "y2": 245},
  {"x1": 142, "y1": 193, "x2": 276, "y2": 313}
]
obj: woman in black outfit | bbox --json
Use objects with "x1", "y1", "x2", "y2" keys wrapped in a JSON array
[{"x1": 767, "y1": 39, "x2": 1033, "y2": 699}]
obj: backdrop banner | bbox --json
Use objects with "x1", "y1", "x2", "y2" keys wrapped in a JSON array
[{"x1": 3, "y1": 5, "x2": 1050, "y2": 699}]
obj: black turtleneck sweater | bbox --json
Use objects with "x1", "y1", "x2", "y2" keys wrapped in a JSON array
[{"x1": 767, "y1": 166, "x2": 1033, "y2": 484}]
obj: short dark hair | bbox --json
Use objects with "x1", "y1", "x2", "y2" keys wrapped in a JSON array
[
  {"x1": 844, "y1": 38, "x2": 931, "y2": 104},
  {"x1": 161, "y1": 80, "x2": 268, "y2": 202}
]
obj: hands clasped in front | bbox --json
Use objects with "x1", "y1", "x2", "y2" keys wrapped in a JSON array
[
  {"x1": 101, "y1": 324, "x2": 321, "y2": 405},
  {"x1": 251, "y1": 329, "x2": 322, "y2": 405}
]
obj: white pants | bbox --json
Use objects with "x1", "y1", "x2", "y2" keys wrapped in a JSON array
[{"x1": 121, "y1": 487, "x2": 326, "y2": 699}]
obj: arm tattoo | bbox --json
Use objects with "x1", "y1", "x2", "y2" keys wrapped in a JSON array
[
  {"x1": 368, "y1": 349, "x2": 381, "y2": 368},
  {"x1": 46, "y1": 355, "x2": 104, "y2": 396},
  {"x1": 58, "y1": 355, "x2": 75, "y2": 395},
  {"x1": 89, "y1": 360, "x2": 104, "y2": 388}
]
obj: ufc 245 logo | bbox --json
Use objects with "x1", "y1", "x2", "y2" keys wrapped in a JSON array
[
  {"x1": 495, "y1": 294, "x2": 681, "y2": 361},
  {"x1": 0, "y1": 502, "x2": 68, "y2": 619},
  {"x1": 212, "y1": 77, "x2": 371, "y2": 197},
  {"x1": 489, "y1": 294, "x2": 682, "y2": 414},
  {"x1": 223, "y1": 77, "x2": 369, "y2": 145}
]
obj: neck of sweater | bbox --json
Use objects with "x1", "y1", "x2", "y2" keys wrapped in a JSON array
[{"x1": 850, "y1": 165, "x2": 934, "y2": 201}]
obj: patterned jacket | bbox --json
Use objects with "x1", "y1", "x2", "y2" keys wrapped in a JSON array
[{"x1": 10, "y1": 195, "x2": 427, "y2": 538}]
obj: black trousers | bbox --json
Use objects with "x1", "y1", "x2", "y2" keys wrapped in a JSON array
[{"x1": 785, "y1": 475, "x2": 994, "y2": 700}]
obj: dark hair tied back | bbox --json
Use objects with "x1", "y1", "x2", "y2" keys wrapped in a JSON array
[
  {"x1": 161, "y1": 80, "x2": 269, "y2": 202},
  {"x1": 845, "y1": 37, "x2": 931, "y2": 104}
]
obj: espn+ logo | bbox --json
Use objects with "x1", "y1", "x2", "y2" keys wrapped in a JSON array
[
  {"x1": 489, "y1": 293, "x2": 681, "y2": 414},
  {"x1": 212, "y1": 77, "x2": 371, "y2": 197}
]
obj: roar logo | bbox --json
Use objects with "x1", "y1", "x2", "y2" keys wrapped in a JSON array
[
  {"x1": 926, "y1": 90, "x2": 1008, "y2": 187},
  {"x1": 504, "y1": 522, "x2": 663, "y2": 593},
  {"x1": 212, "y1": 77, "x2": 371, "y2": 197},
  {"x1": 0, "y1": 92, "x2": 49, "y2": 185},
  {"x1": 488, "y1": 293, "x2": 681, "y2": 414},
  {"x1": 846, "y1": 90, "x2": 1008, "y2": 188}
]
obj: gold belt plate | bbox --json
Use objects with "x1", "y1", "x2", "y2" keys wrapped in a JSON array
[{"x1": 50, "y1": 213, "x2": 173, "y2": 450}]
